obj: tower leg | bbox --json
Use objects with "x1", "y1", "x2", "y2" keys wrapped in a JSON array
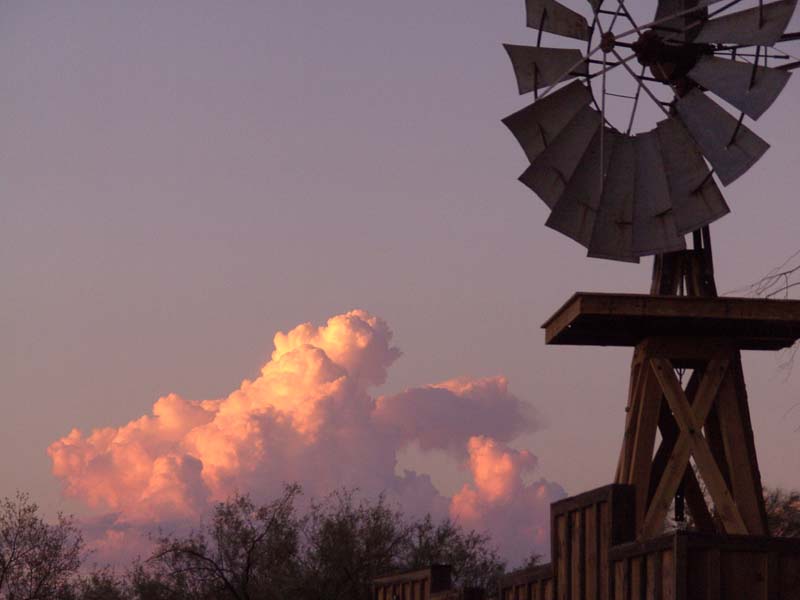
[{"x1": 615, "y1": 337, "x2": 768, "y2": 539}]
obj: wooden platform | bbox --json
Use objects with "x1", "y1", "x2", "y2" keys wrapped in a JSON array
[{"x1": 542, "y1": 293, "x2": 800, "y2": 350}]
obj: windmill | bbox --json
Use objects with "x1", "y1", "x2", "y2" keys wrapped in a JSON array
[
  {"x1": 504, "y1": 0, "x2": 799, "y2": 264},
  {"x1": 500, "y1": 0, "x2": 800, "y2": 596}
]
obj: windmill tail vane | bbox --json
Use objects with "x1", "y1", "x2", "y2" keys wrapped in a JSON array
[{"x1": 503, "y1": 0, "x2": 798, "y2": 263}]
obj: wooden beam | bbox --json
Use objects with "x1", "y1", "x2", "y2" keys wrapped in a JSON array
[
  {"x1": 616, "y1": 352, "x2": 647, "y2": 483},
  {"x1": 625, "y1": 362, "x2": 662, "y2": 531},
  {"x1": 683, "y1": 468, "x2": 715, "y2": 533},
  {"x1": 715, "y1": 363, "x2": 768, "y2": 535},
  {"x1": 641, "y1": 359, "x2": 736, "y2": 538},
  {"x1": 648, "y1": 359, "x2": 747, "y2": 536}
]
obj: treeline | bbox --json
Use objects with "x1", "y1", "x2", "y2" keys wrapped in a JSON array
[
  {"x1": 1, "y1": 485, "x2": 798, "y2": 600},
  {"x1": 0, "y1": 485, "x2": 511, "y2": 600}
]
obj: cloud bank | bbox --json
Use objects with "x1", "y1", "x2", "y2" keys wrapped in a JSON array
[{"x1": 48, "y1": 310, "x2": 564, "y2": 562}]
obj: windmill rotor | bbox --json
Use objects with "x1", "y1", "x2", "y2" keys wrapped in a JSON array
[{"x1": 504, "y1": 0, "x2": 799, "y2": 262}]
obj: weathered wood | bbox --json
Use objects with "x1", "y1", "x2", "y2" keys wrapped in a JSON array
[
  {"x1": 699, "y1": 404, "x2": 732, "y2": 490},
  {"x1": 673, "y1": 535, "x2": 687, "y2": 600},
  {"x1": 625, "y1": 362, "x2": 662, "y2": 530},
  {"x1": 729, "y1": 357, "x2": 770, "y2": 533},
  {"x1": 765, "y1": 552, "x2": 779, "y2": 600},
  {"x1": 615, "y1": 559, "x2": 629, "y2": 600},
  {"x1": 706, "y1": 548, "x2": 721, "y2": 600},
  {"x1": 498, "y1": 566, "x2": 554, "y2": 600},
  {"x1": 610, "y1": 532, "x2": 800, "y2": 600},
  {"x1": 600, "y1": 502, "x2": 610, "y2": 600},
  {"x1": 681, "y1": 468, "x2": 715, "y2": 534},
  {"x1": 642, "y1": 359, "x2": 734, "y2": 537},
  {"x1": 543, "y1": 293, "x2": 800, "y2": 350},
  {"x1": 585, "y1": 504, "x2": 599, "y2": 600},
  {"x1": 556, "y1": 515, "x2": 570, "y2": 600},
  {"x1": 617, "y1": 355, "x2": 647, "y2": 484},
  {"x1": 650, "y1": 359, "x2": 745, "y2": 534},
  {"x1": 647, "y1": 552, "x2": 662, "y2": 600},
  {"x1": 571, "y1": 510, "x2": 584, "y2": 600},
  {"x1": 660, "y1": 550, "x2": 674, "y2": 600},
  {"x1": 715, "y1": 365, "x2": 768, "y2": 535},
  {"x1": 374, "y1": 566, "x2": 452, "y2": 599},
  {"x1": 630, "y1": 556, "x2": 644, "y2": 600}
]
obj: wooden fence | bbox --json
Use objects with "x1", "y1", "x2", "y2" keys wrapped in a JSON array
[
  {"x1": 373, "y1": 565, "x2": 485, "y2": 600},
  {"x1": 499, "y1": 564, "x2": 555, "y2": 600},
  {"x1": 551, "y1": 485, "x2": 636, "y2": 600},
  {"x1": 609, "y1": 531, "x2": 800, "y2": 600},
  {"x1": 380, "y1": 485, "x2": 800, "y2": 600}
]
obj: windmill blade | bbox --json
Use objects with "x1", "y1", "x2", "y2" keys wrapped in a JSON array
[
  {"x1": 588, "y1": 134, "x2": 639, "y2": 262},
  {"x1": 519, "y1": 105, "x2": 602, "y2": 208},
  {"x1": 545, "y1": 127, "x2": 617, "y2": 248},
  {"x1": 502, "y1": 81, "x2": 593, "y2": 163},
  {"x1": 504, "y1": 45, "x2": 588, "y2": 94},
  {"x1": 694, "y1": 0, "x2": 798, "y2": 46},
  {"x1": 688, "y1": 55, "x2": 791, "y2": 120},
  {"x1": 526, "y1": 0, "x2": 591, "y2": 41},
  {"x1": 655, "y1": 0, "x2": 708, "y2": 41},
  {"x1": 675, "y1": 89, "x2": 769, "y2": 185},
  {"x1": 655, "y1": 117, "x2": 730, "y2": 234},
  {"x1": 632, "y1": 132, "x2": 687, "y2": 256}
]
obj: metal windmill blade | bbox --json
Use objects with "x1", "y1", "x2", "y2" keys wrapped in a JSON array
[
  {"x1": 687, "y1": 56, "x2": 791, "y2": 120},
  {"x1": 503, "y1": 0, "x2": 798, "y2": 262},
  {"x1": 694, "y1": 0, "x2": 798, "y2": 45},
  {"x1": 526, "y1": 0, "x2": 591, "y2": 40}
]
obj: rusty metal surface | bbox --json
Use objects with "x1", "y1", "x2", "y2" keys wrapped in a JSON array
[
  {"x1": 526, "y1": 0, "x2": 591, "y2": 40},
  {"x1": 675, "y1": 89, "x2": 769, "y2": 185},
  {"x1": 632, "y1": 131, "x2": 687, "y2": 256},
  {"x1": 655, "y1": 117, "x2": 730, "y2": 234},
  {"x1": 689, "y1": 55, "x2": 792, "y2": 119},
  {"x1": 545, "y1": 127, "x2": 616, "y2": 249},
  {"x1": 694, "y1": 0, "x2": 798, "y2": 46},
  {"x1": 519, "y1": 105, "x2": 602, "y2": 208},
  {"x1": 504, "y1": 45, "x2": 587, "y2": 94},
  {"x1": 502, "y1": 80, "x2": 592, "y2": 163},
  {"x1": 588, "y1": 134, "x2": 638, "y2": 262}
]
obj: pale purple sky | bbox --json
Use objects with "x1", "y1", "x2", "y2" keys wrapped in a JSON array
[{"x1": 2, "y1": 0, "x2": 799, "y2": 523}]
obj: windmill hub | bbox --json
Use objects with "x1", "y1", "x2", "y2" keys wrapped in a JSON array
[
  {"x1": 632, "y1": 30, "x2": 710, "y2": 93},
  {"x1": 600, "y1": 31, "x2": 617, "y2": 53}
]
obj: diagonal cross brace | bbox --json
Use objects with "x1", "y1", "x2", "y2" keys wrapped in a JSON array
[{"x1": 641, "y1": 358, "x2": 747, "y2": 538}]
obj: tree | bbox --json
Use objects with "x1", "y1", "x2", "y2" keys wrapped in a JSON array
[
  {"x1": 295, "y1": 489, "x2": 408, "y2": 600},
  {"x1": 0, "y1": 492, "x2": 83, "y2": 600},
  {"x1": 403, "y1": 515, "x2": 505, "y2": 591},
  {"x1": 764, "y1": 487, "x2": 800, "y2": 538},
  {"x1": 58, "y1": 568, "x2": 129, "y2": 600},
  {"x1": 295, "y1": 489, "x2": 505, "y2": 600},
  {"x1": 145, "y1": 484, "x2": 302, "y2": 600}
]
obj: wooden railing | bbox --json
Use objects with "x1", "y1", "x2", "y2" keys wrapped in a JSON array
[
  {"x1": 499, "y1": 564, "x2": 555, "y2": 600},
  {"x1": 373, "y1": 565, "x2": 484, "y2": 600},
  {"x1": 373, "y1": 565, "x2": 451, "y2": 600},
  {"x1": 377, "y1": 485, "x2": 800, "y2": 599},
  {"x1": 609, "y1": 531, "x2": 800, "y2": 600},
  {"x1": 551, "y1": 485, "x2": 636, "y2": 600}
]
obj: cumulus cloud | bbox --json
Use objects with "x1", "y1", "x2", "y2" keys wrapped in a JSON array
[
  {"x1": 451, "y1": 437, "x2": 562, "y2": 559},
  {"x1": 48, "y1": 310, "x2": 564, "y2": 562},
  {"x1": 374, "y1": 376, "x2": 536, "y2": 455}
]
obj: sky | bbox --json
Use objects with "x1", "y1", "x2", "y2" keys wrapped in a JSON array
[{"x1": 2, "y1": 0, "x2": 800, "y2": 564}]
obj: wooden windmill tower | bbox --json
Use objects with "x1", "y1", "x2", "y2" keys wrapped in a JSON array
[{"x1": 499, "y1": 0, "x2": 800, "y2": 597}]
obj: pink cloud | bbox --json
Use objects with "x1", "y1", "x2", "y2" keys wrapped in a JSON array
[{"x1": 48, "y1": 310, "x2": 564, "y2": 562}]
